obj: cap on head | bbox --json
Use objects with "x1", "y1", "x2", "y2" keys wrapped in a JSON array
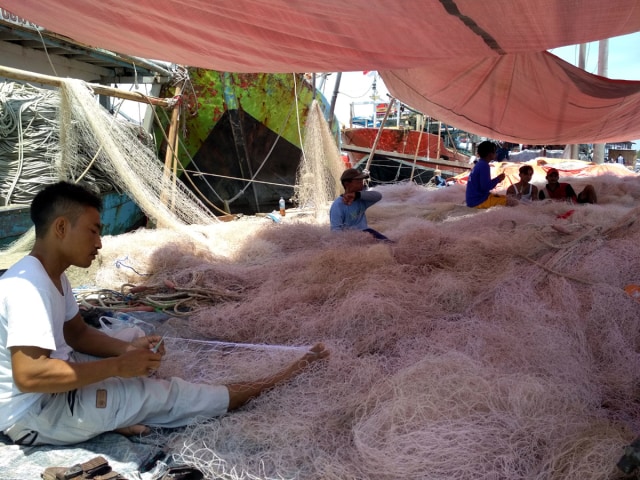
[
  {"x1": 340, "y1": 168, "x2": 369, "y2": 182},
  {"x1": 547, "y1": 168, "x2": 559, "y2": 177}
]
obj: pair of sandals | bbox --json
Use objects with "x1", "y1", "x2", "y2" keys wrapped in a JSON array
[
  {"x1": 41, "y1": 456, "x2": 203, "y2": 480},
  {"x1": 41, "y1": 456, "x2": 124, "y2": 480}
]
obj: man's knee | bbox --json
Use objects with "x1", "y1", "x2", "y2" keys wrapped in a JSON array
[{"x1": 578, "y1": 185, "x2": 597, "y2": 204}]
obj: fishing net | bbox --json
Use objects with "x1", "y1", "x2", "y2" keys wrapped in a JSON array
[
  {"x1": 0, "y1": 79, "x2": 219, "y2": 258},
  {"x1": 155, "y1": 338, "x2": 310, "y2": 385},
  {"x1": 81, "y1": 170, "x2": 640, "y2": 480},
  {"x1": 294, "y1": 99, "x2": 343, "y2": 221},
  {"x1": 57, "y1": 79, "x2": 217, "y2": 229}
]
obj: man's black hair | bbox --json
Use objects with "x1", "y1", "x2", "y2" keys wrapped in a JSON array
[
  {"x1": 518, "y1": 165, "x2": 534, "y2": 175},
  {"x1": 30, "y1": 182, "x2": 102, "y2": 238},
  {"x1": 477, "y1": 141, "x2": 497, "y2": 159}
]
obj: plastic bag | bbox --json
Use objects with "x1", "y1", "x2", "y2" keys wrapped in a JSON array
[{"x1": 98, "y1": 312, "x2": 154, "y2": 341}]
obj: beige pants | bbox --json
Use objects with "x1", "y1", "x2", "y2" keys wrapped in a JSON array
[{"x1": 3, "y1": 351, "x2": 229, "y2": 446}]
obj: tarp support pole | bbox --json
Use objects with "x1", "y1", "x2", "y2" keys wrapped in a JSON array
[{"x1": 0, "y1": 64, "x2": 173, "y2": 108}]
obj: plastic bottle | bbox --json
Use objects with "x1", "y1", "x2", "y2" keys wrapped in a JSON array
[{"x1": 279, "y1": 196, "x2": 286, "y2": 216}]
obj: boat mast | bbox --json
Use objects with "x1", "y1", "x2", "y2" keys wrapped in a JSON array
[{"x1": 328, "y1": 72, "x2": 342, "y2": 130}]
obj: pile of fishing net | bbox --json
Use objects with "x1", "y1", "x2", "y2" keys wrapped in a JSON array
[{"x1": 87, "y1": 171, "x2": 640, "y2": 480}]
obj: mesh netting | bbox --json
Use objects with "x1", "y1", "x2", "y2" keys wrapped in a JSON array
[
  {"x1": 293, "y1": 99, "x2": 344, "y2": 221},
  {"x1": 86, "y1": 171, "x2": 640, "y2": 480},
  {"x1": 57, "y1": 79, "x2": 217, "y2": 229}
]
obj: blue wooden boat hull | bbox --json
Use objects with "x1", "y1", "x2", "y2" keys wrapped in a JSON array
[{"x1": 0, "y1": 191, "x2": 146, "y2": 248}]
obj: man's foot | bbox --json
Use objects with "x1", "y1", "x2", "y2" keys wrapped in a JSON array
[
  {"x1": 297, "y1": 343, "x2": 330, "y2": 368},
  {"x1": 114, "y1": 424, "x2": 150, "y2": 436},
  {"x1": 226, "y1": 343, "x2": 329, "y2": 411}
]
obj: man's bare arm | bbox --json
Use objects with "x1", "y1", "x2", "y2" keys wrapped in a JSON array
[
  {"x1": 10, "y1": 314, "x2": 164, "y2": 394},
  {"x1": 10, "y1": 344, "x2": 161, "y2": 393}
]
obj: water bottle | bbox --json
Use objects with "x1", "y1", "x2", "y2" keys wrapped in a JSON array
[{"x1": 279, "y1": 196, "x2": 286, "y2": 216}]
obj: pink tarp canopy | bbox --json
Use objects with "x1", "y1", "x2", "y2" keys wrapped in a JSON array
[{"x1": 3, "y1": 0, "x2": 640, "y2": 144}]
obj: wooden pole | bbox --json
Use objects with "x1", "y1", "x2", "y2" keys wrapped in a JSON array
[
  {"x1": 0, "y1": 64, "x2": 173, "y2": 108},
  {"x1": 364, "y1": 98, "x2": 395, "y2": 172},
  {"x1": 162, "y1": 83, "x2": 183, "y2": 210}
]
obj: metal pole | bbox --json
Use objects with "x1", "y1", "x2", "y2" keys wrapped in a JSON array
[
  {"x1": 593, "y1": 39, "x2": 609, "y2": 164},
  {"x1": 328, "y1": 72, "x2": 342, "y2": 130},
  {"x1": 570, "y1": 44, "x2": 588, "y2": 160}
]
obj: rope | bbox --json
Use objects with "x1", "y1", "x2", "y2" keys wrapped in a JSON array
[
  {"x1": 75, "y1": 280, "x2": 245, "y2": 317},
  {"x1": 182, "y1": 169, "x2": 295, "y2": 188},
  {"x1": 0, "y1": 83, "x2": 60, "y2": 206}
]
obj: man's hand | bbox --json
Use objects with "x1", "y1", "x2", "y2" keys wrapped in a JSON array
[
  {"x1": 342, "y1": 192, "x2": 356, "y2": 205},
  {"x1": 115, "y1": 348, "x2": 163, "y2": 378},
  {"x1": 496, "y1": 173, "x2": 506, "y2": 182},
  {"x1": 130, "y1": 335, "x2": 165, "y2": 355}
]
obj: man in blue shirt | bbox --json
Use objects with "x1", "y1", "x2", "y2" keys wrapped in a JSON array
[
  {"x1": 495, "y1": 142, "x2": 510, "y2": 162},
  {"x1": 330, "y1": 168, "x2": 390, "y2": 241},
  {"x1": 465, "y1": 141, "x2": 508, "y2": 208}
]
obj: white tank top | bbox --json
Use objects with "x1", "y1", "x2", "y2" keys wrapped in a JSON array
[{"x1": 515, "y1": 183, "x2": 533, "y2": 202}]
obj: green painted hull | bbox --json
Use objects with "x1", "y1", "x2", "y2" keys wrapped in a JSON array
[{"x1": 159, "y1": 71, "x2": 337, "y2": 215}]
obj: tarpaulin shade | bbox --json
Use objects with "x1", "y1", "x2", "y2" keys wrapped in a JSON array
[
  {"x1": 3, "y1": 0, "x2": 640, "y2": 143},
  {"x1": 381, "y1": 52, "x2": 640, "y2": 145}
]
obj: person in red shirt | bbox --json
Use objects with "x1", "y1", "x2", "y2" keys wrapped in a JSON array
[{"x1": 538, "y1": 168, "x2": 597, "y2": 204}]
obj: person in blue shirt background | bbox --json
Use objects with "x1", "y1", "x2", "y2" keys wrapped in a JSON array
[
  {"x1": 465, "y1": 141, "x2": 509, "y2": 209},
  {"x1": 433, "y1": 169, "x2": 447, "y2": 188},
  {"x1": 330, "y1": 168, "x2": 391, "y2": 241},
  {"x1": 495, "y1": 142, "x2": 510, "y2": 162}
]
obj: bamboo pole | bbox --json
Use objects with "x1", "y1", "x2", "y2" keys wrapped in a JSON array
[
  {"x1": 364, "y1": 98, "x2": 395, "y2": 172},
  {"x1": 162, "y1": 83, "x2": 183, "y2": 211},
  {"x1": 0, "y1": 64, "x2": 173, "y2": 108}
]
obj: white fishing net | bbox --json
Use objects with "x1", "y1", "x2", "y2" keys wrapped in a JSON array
[
  {"x1": 56, "y1": 79, "x2": 217, "y2": 229},
  {"x1": 293, "y1": 99, "x2": 344, "y2": 221},
  {"x1": 87, "y1": 171, "x2": 640, "y2": 480},
  {"x1": 0, "y1": 79, "x2": 220, "y2": 259}
]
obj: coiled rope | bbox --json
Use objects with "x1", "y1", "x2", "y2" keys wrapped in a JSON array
[{"x1": 75, "y1": 279, "x2": 245, "y2": 316}]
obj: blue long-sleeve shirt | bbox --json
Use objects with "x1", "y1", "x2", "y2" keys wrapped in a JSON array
[
  {"x1": 329, "y1": 190, "x2": 382, "y2": 231},
  {"x1": 465, "y1": 160, "x2": 502, "y2": 207}
]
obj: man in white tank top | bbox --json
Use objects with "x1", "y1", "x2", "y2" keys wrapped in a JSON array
[{"x1": 506, "y1": 165, "x2": 539, "y2": 204}]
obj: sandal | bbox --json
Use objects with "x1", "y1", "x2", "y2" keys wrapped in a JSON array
[
  {"x1": 158, "y1": 466, "x2": 204, "y2": 480},
  {"x1": 41, "y1": 456, "x2": 127, "y2": 480}
]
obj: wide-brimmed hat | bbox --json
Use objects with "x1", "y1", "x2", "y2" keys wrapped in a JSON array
[{"x1": 340, "y1": 168, "x2": 369, "y2": 182}]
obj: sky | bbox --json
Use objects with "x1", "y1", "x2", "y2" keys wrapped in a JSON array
[{"x1": 319, "y1": 32, "x2": 640, "y2": 146}]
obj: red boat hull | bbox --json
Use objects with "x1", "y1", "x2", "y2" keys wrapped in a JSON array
[{"x1": 341, "y1": 127, "x2": 470, "y2": 175}]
